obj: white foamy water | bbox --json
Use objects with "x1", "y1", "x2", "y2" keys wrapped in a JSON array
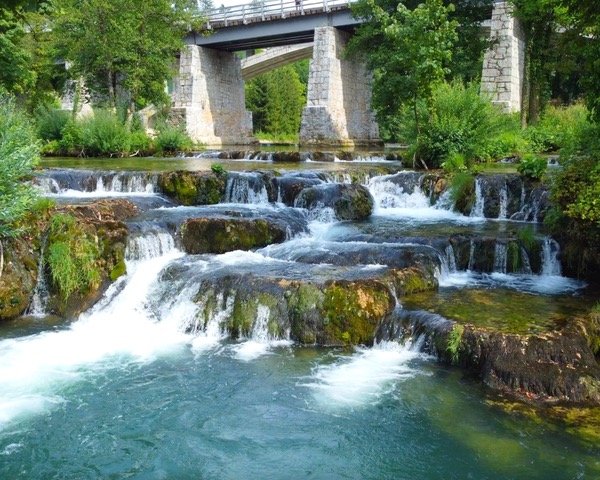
[
  {"x1": 438, "y1": 271, "x2": 585, "y2": 295},
  {"x1": 0, "y1": 243, "x2": 188, "y2": 430},
  {"x1": 190, "y1": 295, "x2": 233, "y2": 354},
  {"x1": 231, "y1": 305, "x2": 292, "y2": 362},
  {"x1": 306, "y1": 341, "x2": 424, "y2": 409}
]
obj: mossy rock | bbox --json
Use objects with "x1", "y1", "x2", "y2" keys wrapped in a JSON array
[
  {"x1": 295, "y1": 183, "x2": 374, "y2": 221},
  {"x1": 180, "y1": 217, "x2": 286, "y2": 254},
  {"x1": 0, "y1": 238, "x2": 37, "y2": 320},
  {"x1": 319, "y1": 280, "x2": 394, "y2": 345},
  {"x1": 158, "y1": 171, "x2": 226, "y2": 206}
]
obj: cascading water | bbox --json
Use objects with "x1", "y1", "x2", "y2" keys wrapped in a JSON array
[
  {"x1": 470, "y1": 178, "x2": 485, "y2": 218},
  {"x1": 225, "y1": 172, "x2": 269, "y2": 204},
  {"x1": 498, "y1": 183, "x2": 508, "y2": 220},
  {"x1": 541, "y1": 237, "x2": 562, "y2": 276},
  {"x1": 27, "y1": 237, "x2": 50, "y2": 317},
  {"x1": 493, "y1": 242, "x2": 508, "y2": 274}
]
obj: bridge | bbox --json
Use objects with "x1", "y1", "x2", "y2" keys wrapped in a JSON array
[{"x1": 170, "y1": 0, "x2": 524, "y2": 146}]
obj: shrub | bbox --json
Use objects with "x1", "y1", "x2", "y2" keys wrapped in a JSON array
[
  {"x1": 129, "y1": 130, "x2": 153, "y2": 154},
  {"x1": 155, "y1": 124, "x2": 193, "y2": 153},
  {"x1": 58, "y1": 118, "x2": 84, "y2": 154},
  {"x1": 36, "y1": 107, "x2": 71, "y2": 142},
  {"x1": 408, "y1": 82, "x2": 508, "y2": 168},
  {"x1": 79, "y1": 110, "x2": 130, "y2": 156},
  {"x1": 517, "y1": 154, "x2": 547, "y2": 180},
  {"x1": 485, "y1": 130, "x2": 531, "y2": 160},
  {"x1": 47, "y1": 213, "x2": 101, "y2": 301},
  {"x1": 526, "y1": 104, "x2": 589, "y2": 153},
  {"x1": 0, "y1": 94, "x2": 39, "y2": 240},
  {"x1": 211, "y1": 163, "x2": 226, "y2": 176}
]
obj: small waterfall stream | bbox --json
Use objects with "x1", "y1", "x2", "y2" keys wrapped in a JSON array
[{"x1": 27, "y1": 236, "x2": 50, "y2": 317}]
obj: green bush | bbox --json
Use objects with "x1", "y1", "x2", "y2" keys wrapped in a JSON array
[
  {"x1": 0, "y1": 94, "x2": 39, "y2": 239},
  {"x1": 517, "y1": 154, "x2": 547, "y2": 180},
  {"x1": 79, "y1": 110, "x2": 130, "y2": 156},
  {"x1": 155, "y1": 124, "x2": 193, "y2": 153},
  {"x1": 526, "y1": 104, "x2": 589, "y2": 153},
  {"x1": 485, "y1": 130, "x2": 531, "y2": 160},
  {"x1": 58, "y1": 118, "x2": 84, "y2": 154},
  {"x1": 407, "y1": 82, "x2": 508, "y2": 168},
  {"x1": 36, "y1": 107, "x2": 71, "y2": 142},
  {"x1": 47, "y1": 213, "x2": 101, "y2": 301},
  {"x1": 211, "y1": 163, "x2": 226, "y2": 176},
  {"x1": 129, "y1": 130, "x2": 153, "y2": 154}
]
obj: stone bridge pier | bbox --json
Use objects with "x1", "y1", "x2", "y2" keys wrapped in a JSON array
[
  {"x1": 481, "y1": 1, "x2": 525, "y2": 113},
  {"x1": 171, "y1": 45, "x2": 254, "y2": 145},
  {"x1": 299, "y1": 26, "x2": 380, "y2": 146}
]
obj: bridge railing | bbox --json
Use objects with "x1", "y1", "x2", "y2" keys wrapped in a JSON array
[{"x1": 202, "y1": 0, "x2": 352, "y2": 28}]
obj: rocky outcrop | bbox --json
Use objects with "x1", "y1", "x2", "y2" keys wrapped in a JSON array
[
  {"x1": 158, "y1": 171, "x2": 226, "y2": 205},
  {"x1": 0, "y1": 238, "x2": 37, "y2": 319},
  {"x1": 180, "y1": 217, "x2": 287, "y2": 254},
  {"x1": 184, "y1": 265, "x2": 437, "y2": 346},
  {"x1": 0, "y1": 199, "x2": 139, "y2": 321},
  {"x1": 379, "y1": 310, "x2": 600, "y2": 405},
  {"x1": 295, "y1": 183, "x2": 374, "y2": 220}
]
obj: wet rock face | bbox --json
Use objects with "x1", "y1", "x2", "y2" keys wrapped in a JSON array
[
  {"x1": 158, "y1": 171, "x2": 226, "y2": 206},
  {"x1": 381, "y1": 310, "x2": 600, "y2": 405},
  {"x1": 0, "y1": 239, "x2": 37, "y2": 319},
  {"x1": 272, "y1": 174, "x2": 324, "y2": 206},
  {"x1": 0, "y1": 199, "x2": 138, "y2": 321},
  {"x1": 180, "y1": 217, "x2": 287, "y2": 254},
  {"x1": 46, "y1": 200, "x2": 138, "y2": 318},
  {"x1": 295, "y1": 183, "x2": 374, "y2": 221}
]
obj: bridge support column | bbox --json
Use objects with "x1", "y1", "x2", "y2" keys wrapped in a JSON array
[
  {"x1": 171, "y1": 45, "x2": 254, "y2": 145},
  {"x1": 481, "y1": 1, "x2": 525, "y2": 113},
  {"x1": 299, "y1": 27, "x2": 380, "y2": 147}
]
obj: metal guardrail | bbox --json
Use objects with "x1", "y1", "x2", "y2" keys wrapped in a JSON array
[{"x1": 202, "y1": 0, "x2": 353, "y2": 28}]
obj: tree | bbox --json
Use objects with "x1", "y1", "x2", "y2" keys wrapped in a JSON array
[
  {"x1": 0, "y1": 7, "x2": 34, "y2": 95},
  {"x1": 0, "y1": 93, "x2": 39, "y2": 278},
  {"x1": 51, "y1": 0, "x2": 199, "y2": 111},
  {"x1": 349, "y1": 0, "x2": 458, "y2": 149},
  {"x1": 245, "y1": 64, "x2": 306, "y2": 136}
]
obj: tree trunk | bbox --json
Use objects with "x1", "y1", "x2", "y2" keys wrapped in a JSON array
[{"x1": 107, "y1": 69, "x2": 116, "y2": 108}]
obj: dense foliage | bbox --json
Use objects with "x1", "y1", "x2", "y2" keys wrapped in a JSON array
[
  {"x1": 349, "y1": 0, "x2": 458, "y2": 145},
  {"x1": 0, "y1": 94, "x2": 39, "y2": 240},
  {"x1": 245, "y1": 64, "x2": 306, "y2": 140},
  {"x1": 51, "y1": 0, "x2": 198, "y2": 111}
]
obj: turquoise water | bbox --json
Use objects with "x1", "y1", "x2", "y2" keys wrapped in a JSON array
[{"x1": 0, "y1": 340, "x2": 598, "y2": 479}]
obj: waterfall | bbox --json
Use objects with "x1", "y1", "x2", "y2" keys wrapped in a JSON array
[
  {"x1": 493, "y1": 242, "x2": 508, "y2": 274},
  {"x1": 190, "y1": 294, "x2": 234, "y2": 353},
  {"x1": 498, "y1": 184, "x2": 508, "y2": 220},
  {"x1": 467, "y1": 240, "x2": 476, "y2": 271},
  {"x1": 225, "y1": 173, "x2": 269, "y2": 204},
  {"x1": 27, "y1": 237, "x2": 50, "y2": 317},
  {"x1": 541, "y1": 237, "x2": 562, "y2": 276},
  {"x1": 439, "y1": 244, "x2": 457, "y2": 277},
  {"x1": 367, "y1": 173, "x2": 429, "y2": 211},
  {"x1": 470, "y1": 178, "x2": 485, "y2": 218},
  {"x1": 126, "y1": 231, "x2": 176, "y2": 261}
]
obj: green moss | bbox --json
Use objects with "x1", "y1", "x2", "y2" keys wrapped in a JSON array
[
  {"x1": 231, "y1": 295, "x2": 256, "y2": 338},
  {"x1": 446, "y1": 324, "x2": 464, "y2": 364},
  {"x1": 449, "y1": 172, "x2": 475, "y2": 214},
  {"x1": 288, "y1": 283, "x2": 323, "y2": 344},
  {"x1": 320, "y1": 282, "x2": 392, "y2": 345},
  {"x1": 47, "y1": 213, "x2": 102, "y2": 301},
  {"x1": 109, "y1": 258, "x2": 126, "y2": 281},
  {"x1": 506, "y1": 241, "x2": 521, "y2": 273},
  {"x1": 158, "y1": 172, "x2": 225, "y2": 206},
  {"x1": 392, "y1": 268, "x2": 437, "y2": 296}
]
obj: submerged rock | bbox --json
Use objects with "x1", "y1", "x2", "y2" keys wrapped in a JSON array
[
  {"x1": 295, "y1": 183, "x2": 374, "y2": 221},
  {"x1": 180, "y1": 217, "x2": 287, "y2": 254}
]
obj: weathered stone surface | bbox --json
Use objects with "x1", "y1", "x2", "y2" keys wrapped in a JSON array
[
  {"x1": 299, "y1": 26, "x2": 380, "y2": 146},
  {"x1": 170, "y1": 45, "x2": 254, "y2": 145},
  {"x1": 158, "y1": 171, "x2": 226, "y2": 206},
  {"x1": 481, "y1": 1, "x2": 525, "y2": 113},
  {"x1": 180, "y1": 217, "x2": 286, "y2": 254},
  {"x1": 295, "y1": 183, "x2": 374, "y2": 220}
]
